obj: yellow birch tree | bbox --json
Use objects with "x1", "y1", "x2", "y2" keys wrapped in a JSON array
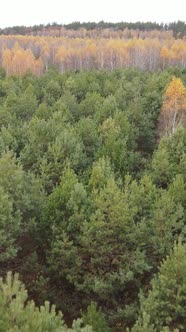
[{"x1": 159, "y1": 76, "x2": 186, "y2": 136}]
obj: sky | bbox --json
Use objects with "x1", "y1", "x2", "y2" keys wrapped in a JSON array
[{"x1": 0, "y1": 0, "x2": 185, "y2": 28}]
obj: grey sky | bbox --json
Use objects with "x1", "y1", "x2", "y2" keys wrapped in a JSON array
[{"x1": 1, "y1": 0, "x2": 185, "y2": 28}]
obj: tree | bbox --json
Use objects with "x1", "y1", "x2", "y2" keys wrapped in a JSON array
[
  {"x1": 159, "y1": 77, "x2": 186, "y2": 137},
  {"x1": 82, "y1": 302, "x2": 110, "y2": 332},
  {"x1": 0, "y1": 272, "x2": 93, "y2": 331},
  {"x1": 152, "y1": 128, "x2": 186, "y2": 187},
  {"x1": 132, "y1": 240, "x2": 186, "y2": 331},
  {"x1": 0, "y1": 186, "x2": 20, "y2": 261}
]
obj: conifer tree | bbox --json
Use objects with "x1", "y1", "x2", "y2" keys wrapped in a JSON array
[{"x1": 132, "y1": 240, "x2": 186, "y2": 331}]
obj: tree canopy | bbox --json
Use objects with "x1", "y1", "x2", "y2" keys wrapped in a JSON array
[{"x1": 0, "y1": 67, "x2": 185, "y2": 331}]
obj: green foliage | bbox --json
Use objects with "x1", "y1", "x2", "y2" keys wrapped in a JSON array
[
  {"x1": 5, "y1": 84, "x2": 37, "y2": 121},
  {"x1": 132, "y1": 240, "x2": 186, "y2": 331},
  {"x1": 0, "y1": 186, "x2": 20, "y2": 261},
  {"x1": 82, "y1": 302, "x2": 110, "y2": 332},
  {"x1": 152, "y1": 128, "x2": 186, "y2": 187},
  {"x1": 0, "y1": 68, "x2": 185, "y2": 331},
  {"x1": 1, "y1": 21, "x2": 186, "y2": 37},
  {"x1": 0, "y1": 272, "x2": 93, "y2": 332}
]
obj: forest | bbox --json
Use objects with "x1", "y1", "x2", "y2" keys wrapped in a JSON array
[
  {"x1": 0, "y1": 20, "x2": 186, "y2": 37},
  {"x1": 0, "y1": 63, "x2": 186, "y2": 331},
  {"x1": 0, "y1": 21, "x2": 186, "y2": 77}
]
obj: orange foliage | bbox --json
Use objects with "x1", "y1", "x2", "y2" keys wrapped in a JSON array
[
  {"x1": 2, "y1": 42, "x2": 44, "y2": 76},
  {"x1": 0, "y1": 33, "x2": 186, "y2": 75}
]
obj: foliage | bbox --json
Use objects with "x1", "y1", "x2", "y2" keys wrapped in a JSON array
[
  {"x1": 0, "y1": 28, "x2": 186, "y2": 75},
  {"x1": 159, "y1": 77, "x2": 186, "y2": 136},
  {"x1": 82, "y1": 302, "x2": 110, "y2": 332},
  {"x1": 132, "y1": 240, "x2": 186, "y2": 331},
  {"x1": 0, "y1": 272, "x2": 92, "y2": 331},
  {"x1": 0, "y1": 68, "x2": 185, "y2": 331}
]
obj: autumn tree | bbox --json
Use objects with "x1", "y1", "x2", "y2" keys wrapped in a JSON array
[
  {"x1": 2, "y1": 43, "x2": 44, "y2": 76},
  {"x1": 159, "y1": 76, "x2": 186, "y2": 137},
  {"x1": 0, "y1": 33, "x2": 186, "y2": 74}
]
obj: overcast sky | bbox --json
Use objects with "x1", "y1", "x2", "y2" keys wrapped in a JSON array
[{"x1": 0, "y1": 0, "x2": 185, "y2": 28}]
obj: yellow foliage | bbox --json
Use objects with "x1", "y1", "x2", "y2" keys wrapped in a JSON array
[
  {"x1": 162, "y1": 77, "x2": 186, "y2": 113},
  {"x1": 159, "y1": 77, "x2": 186, "y2": 136},
  {"x1": 1, "y1": 34, "x2": 186, "y2": 74}
]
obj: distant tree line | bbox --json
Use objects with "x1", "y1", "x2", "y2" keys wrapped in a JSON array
[{"x1": 0, "y1": 20, "x2": 185, "y2": 38}]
